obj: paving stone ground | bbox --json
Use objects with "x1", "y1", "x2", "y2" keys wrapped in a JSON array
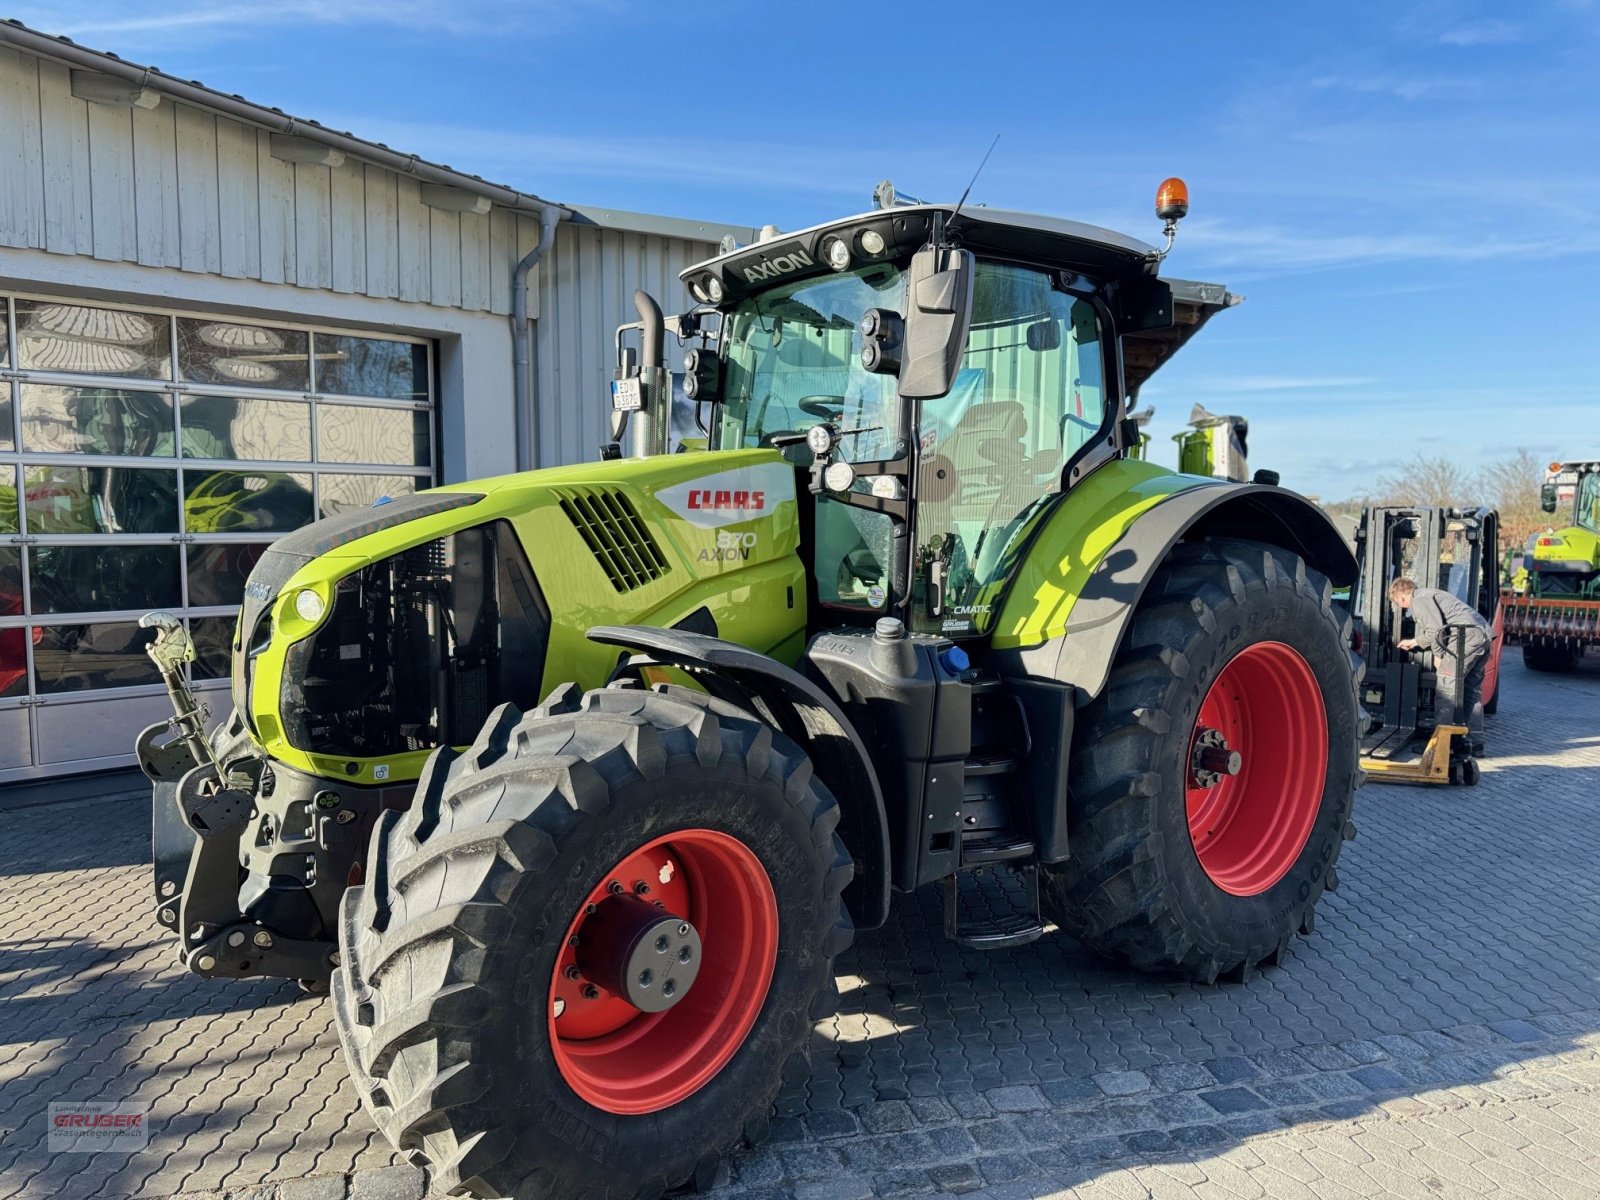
[{"x1": 2, "y1": 656, "x2": 1598, "y2": 1200}]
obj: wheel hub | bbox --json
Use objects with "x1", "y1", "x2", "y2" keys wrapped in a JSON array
[
  {"x1": 1190, "y1": 728, "x2": 1244, "y2": 788},
  {"x1": 574, "y1": 895, "x2": 702, "y2": 1012},
  {"x1": 547, "y1": 829, "x2": 779, "y2": 1115},
  {"x1": 1184, "y1": 641, "x2": 1328, "y2": 897}
]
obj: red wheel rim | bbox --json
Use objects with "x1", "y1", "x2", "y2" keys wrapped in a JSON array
[
  {"x1": 1185, "y1": 641, "x2": 1327, "y2": 897},
  {"x1": 547, "y1": 829, "x2": 778, "y2": 1114}
]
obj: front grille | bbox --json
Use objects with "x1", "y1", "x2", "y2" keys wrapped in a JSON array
[{"x1": 558, "y1": 489, "x2": 669, "y2": 592}]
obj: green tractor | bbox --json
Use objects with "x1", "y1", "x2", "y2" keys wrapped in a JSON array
[
  {"x1": 1502, "y1": 459, "x2": 1600, "y2": 671},
  {"x1": 139, "y1": 181, "x2": 1361, "y2": 1200}
]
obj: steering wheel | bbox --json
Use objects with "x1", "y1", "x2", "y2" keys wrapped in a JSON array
[{"x1": 799, "y1": 396, "x2": 846, "y2": 421}]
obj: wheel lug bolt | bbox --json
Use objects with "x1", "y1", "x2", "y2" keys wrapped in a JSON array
[
  {"x1": 638, "y1": 969, "x2": 653, "y2": 987},
  {"x1": 607, "y1": 880, "x2": 624, "y2": 895},
  {"x1": 564, "y1": 965, "x2": 583, "y2": 980},
  {"x1": 634, "y1": 881, "x2": 651, "y2": 896},
  {"x1": 582, "y1": 984, "x2": 600, "y2": 1000},
  {"x1": 679, "y1": 947, "x2": 692, "y2": 963},
  {"x1": 655, "y1": 935, "x2": 670, "y2": 953},
  {"x1": 568, "y1": 934, "x2": 580, "y2": 947}
]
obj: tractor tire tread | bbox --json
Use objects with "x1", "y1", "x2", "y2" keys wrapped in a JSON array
[
  {"x1": 1042, "y1": 538, "x2": 1361, "y2": 983},
  {"x1": 334, "y1": 686, "x2": 850, "y2": 1200}
]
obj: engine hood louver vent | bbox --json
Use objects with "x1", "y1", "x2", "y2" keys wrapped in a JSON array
[{"x1": 558, "y1": 489, "x2": 669, "y2": 591}]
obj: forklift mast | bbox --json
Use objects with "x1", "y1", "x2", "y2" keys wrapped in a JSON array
[{"x1": 1352, "y1": 505, "x2": 1499, "y2": 779}]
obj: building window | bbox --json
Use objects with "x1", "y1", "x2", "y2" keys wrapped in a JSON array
[{"x1": 0, "y1": 292, "x2": 436, "y2": 776}]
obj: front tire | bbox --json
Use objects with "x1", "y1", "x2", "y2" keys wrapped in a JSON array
[
  {"x1": 1042, "y1": 539, "x2": 1361, "y2": 983},
  {"x1": 333, "y1": 684, "x2": 852, "y2": 1199}
]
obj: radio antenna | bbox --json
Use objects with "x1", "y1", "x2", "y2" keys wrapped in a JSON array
[{"x1": 949, "y1": 134, "x2": 1000, "y2": 229}]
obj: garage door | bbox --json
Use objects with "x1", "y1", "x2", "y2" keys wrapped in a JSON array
[{"x1": 0, "y1": 293, "x2": 435, "y2": 781}]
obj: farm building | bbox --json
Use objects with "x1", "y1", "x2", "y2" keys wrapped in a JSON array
[{"x1": 0, "y1": 21, "x2": 752, "y2": 782}]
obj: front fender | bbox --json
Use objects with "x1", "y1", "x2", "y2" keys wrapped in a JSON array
[
  {"x1": 994, "y1": 480, "x2": 1355, "y2": 703},
  {"x1": 586, "y1": 624, "x2": 891, "y2": 930}
]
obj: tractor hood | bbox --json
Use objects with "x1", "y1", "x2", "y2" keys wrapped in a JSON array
[{"x1": 230, "y1": 450, "x2": 809, "y2": 785}]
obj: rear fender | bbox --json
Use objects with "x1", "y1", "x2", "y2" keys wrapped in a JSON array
[
  {"x1": 586, "y1": 624, "x2": 892, "y2": 929},
  {"x1": 993, "y1": 483, "x2": 1356, "y2": 703}
]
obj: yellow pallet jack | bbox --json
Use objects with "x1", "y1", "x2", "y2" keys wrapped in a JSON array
[{"x1": 1360, "y1": 723, "x2": 1475, "y2": 786}]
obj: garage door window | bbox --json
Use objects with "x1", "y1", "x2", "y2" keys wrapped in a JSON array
[{"x1": 0, "y1": 293, "x2": 436, "y2": 777}]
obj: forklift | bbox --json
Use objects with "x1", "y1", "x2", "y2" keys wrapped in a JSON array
[{"x1": 1351, "y1": 506, "x2": 1503, "y2": 786}]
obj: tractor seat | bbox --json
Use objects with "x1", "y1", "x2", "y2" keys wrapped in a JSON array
[{"x1": 944, "y1": 400, "x2": 1030, "y2": 475}]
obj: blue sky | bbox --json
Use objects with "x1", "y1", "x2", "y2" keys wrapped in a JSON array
[{"x1": 21, "y1": 0, "x2": 1600, "y2": 499}]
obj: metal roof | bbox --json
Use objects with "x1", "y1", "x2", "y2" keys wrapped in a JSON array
[
  {"x1": 683, "y1": 202, "x2": 1159, "y2": 281},
  {"x1": 0, "y1": 19, "x2": 568, "y2": 218},
  {"x1": 566, "y1": 205, "x2": 758, "y2": 246}
]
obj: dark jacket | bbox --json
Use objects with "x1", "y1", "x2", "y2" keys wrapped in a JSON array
[{"x1": 1409, "y1": 586, "x2": 1492, "y2": 663}]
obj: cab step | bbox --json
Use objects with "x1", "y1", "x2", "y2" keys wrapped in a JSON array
[
  {"x1": 959, "y1": 833, "x2": 1035, "y2": 865},
  {"x1": 942, "y1": 863, "x2": 1045, "y2": 950}
]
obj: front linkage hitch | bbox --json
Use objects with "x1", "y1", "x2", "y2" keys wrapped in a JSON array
[{"x1": 138, "y1": 615, "x2": 344, "y2": 988}]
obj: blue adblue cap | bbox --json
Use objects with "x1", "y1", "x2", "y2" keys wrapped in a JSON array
[{"x1": 939, "y1": 645, "x2": 970, "y2": 674}]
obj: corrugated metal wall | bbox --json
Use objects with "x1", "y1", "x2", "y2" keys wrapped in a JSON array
[
  {"x1": 0, "y1": 42, "x2": 732, "y2": 473},
  {"x1": 0, "y1": 46, "x2": 547, "y2": 315},
  {"x1": 533, "y1": 222, "x2": 716, "y2": 467}
]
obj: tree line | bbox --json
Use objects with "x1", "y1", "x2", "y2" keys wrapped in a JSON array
[{"x1": 1323, "y1": 448, "x2": 1553, "y2": 550}]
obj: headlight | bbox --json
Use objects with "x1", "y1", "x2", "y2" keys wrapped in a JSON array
[
  {"x1": 821, "y1": 234, "x2": 851, "y2": 272},
  {"x1": 705, "y1": 275, "x2": 724, "y2": 303},
  {"x1": 806, "y1": 424, "x2": 837, "y2": 456},
  {"x1": 859, "y1": 229, "x2": 886, "y2": 256},
  {"x1": 823, "y1": 461, "x2": 856, "y2": 493},
  {"x1": 294, "y1": 588, "x2": 326, "y2": 623}
]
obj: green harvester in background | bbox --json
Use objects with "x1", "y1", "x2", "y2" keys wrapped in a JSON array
[{"x1": 1502, "y1": 459, "x2": 1600, "y2": 671}]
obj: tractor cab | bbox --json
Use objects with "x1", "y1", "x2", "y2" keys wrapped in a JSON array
[{"x1": 662, "y1": 200, "x2": 1236, "y2": 640}]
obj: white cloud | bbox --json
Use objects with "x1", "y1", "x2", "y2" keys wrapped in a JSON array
[
  {"x1": 1309, "y1": 73, "x2": 1479, "y2": 101},
  {"x1": 1438, "y1": 19, "x2": 1525, "y2": 45},
  {"x1": 1176, "y1": 218, "x2": 1581, "y2": 273},
  {"x1": 1145, "y1": 375, "x2": 1380, "y2": 397},
  {"x1": 14, "y1": 1, "x2": 605, "y2": 47}
]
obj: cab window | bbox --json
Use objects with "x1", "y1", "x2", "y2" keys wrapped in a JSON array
[
  {"x1": 719, "y1": 264, "x2": 907, "y2": 612},
  {"x1": 1578, "y1": 473, "x2": 1600, "y2": 534},
  {"x1": 912, "y1": 261, "x2": 1107, "y2": 632}
]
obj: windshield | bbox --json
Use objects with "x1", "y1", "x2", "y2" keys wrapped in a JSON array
[
  {"x1": 717, "y1": 264, "x2": 906, "y2": 462},
  {"x1": 1577, "y1": 472, "x2": 1600, "y2": 534}
]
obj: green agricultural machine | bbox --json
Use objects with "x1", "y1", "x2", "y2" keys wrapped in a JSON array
[
  {"x1": 140, "y1": 180, "x2": 1362, "y2": 1199},
  {"x1": 1502, "y1": 459, "x2": 1600, "y2": 671}
]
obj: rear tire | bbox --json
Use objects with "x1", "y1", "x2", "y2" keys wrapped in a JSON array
[
  {"x1": 1042, "y1": 539, "x2": 1361, "y2": 983},
  {"x1": 333, "y1": 684, "x2": 852, "y2": 1200},
  {"x1": 1522, "y1": 643, "x2": 1581, "y2": 673}
]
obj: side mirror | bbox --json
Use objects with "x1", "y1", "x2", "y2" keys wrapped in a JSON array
[
  {"x1": 898, "y1": 244, "x2": 974, "y2": 399},
  {"x1": 1540, "y1": 483, "x2": 1558, "y2": 513},
  {"x1": 1113, "y1": 275, "x2": 1174, "y2": 334}
]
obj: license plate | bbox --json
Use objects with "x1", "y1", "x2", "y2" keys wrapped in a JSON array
[{"x1": 611, "y1": 378, "x2": 643, "y2": 412}]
